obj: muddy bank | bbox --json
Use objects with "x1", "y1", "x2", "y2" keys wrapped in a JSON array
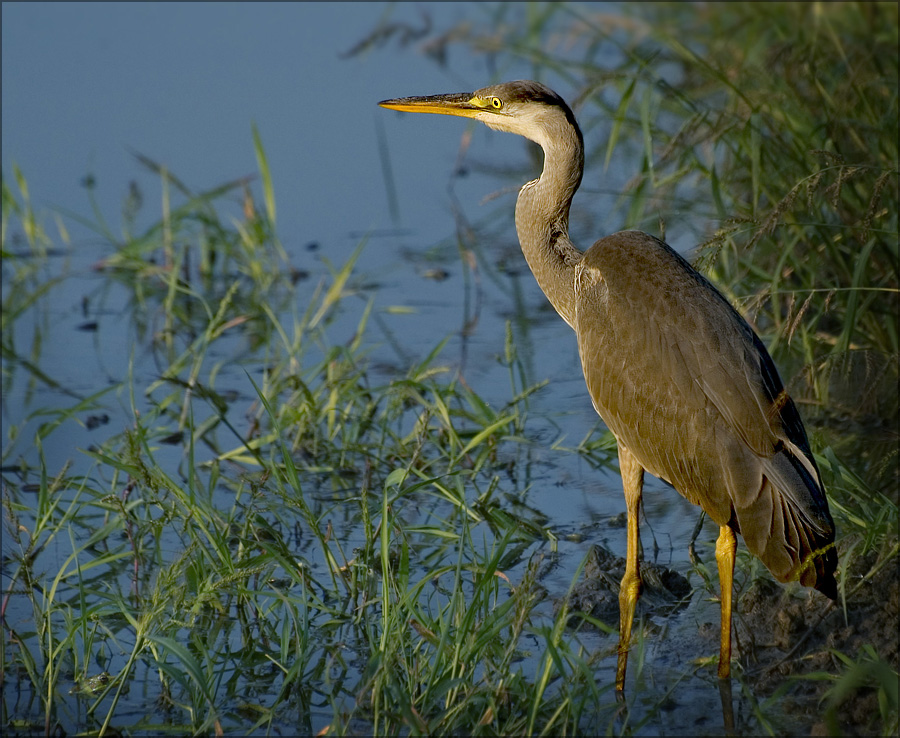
[
  {"x1": 565, "y1": 543, "x2": 899, "y2": 735},
  {"x1": 733, "y1": 547, "x2": 899, "y2": 736}
]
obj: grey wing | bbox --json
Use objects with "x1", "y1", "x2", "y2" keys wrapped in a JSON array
[{"x1": 573, "y1": 232, "x2": 836, "y2": 596}]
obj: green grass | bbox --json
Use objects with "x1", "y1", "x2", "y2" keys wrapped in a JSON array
[
  {"x1": 3, "y1": 2, "x2": 898, "y2": 736},
  {"x1": 2, "y1": 142, "x2": 622, "y2": 734},
  {"x1": 403, "y1": 2, "x2": 898, "y2": 733}
]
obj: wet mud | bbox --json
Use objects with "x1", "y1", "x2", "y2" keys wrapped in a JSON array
[
  {"x1": 565, "y1": 543, "x2": 898, "y2": 735},
  {"x1": 733, "y1": 548, "x2": 898, "y2": 736},
  {"x1": 563, "y1": 544, "x2": 692, "y2": 625}
]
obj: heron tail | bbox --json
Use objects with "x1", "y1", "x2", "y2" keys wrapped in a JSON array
[{"x1": 734, "y1": 440, "x2": 838, "y2": 599}]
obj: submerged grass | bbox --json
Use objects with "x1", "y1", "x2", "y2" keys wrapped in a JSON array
[{"x1": 2, "y1": 2, "x2": 898, "y2": 736}]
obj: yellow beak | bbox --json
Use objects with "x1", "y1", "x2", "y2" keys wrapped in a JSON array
[{"x1": 378, "y1": 92, "x2": 485, "y2": 119}]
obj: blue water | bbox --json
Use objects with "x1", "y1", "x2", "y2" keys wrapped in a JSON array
[{"x1": 4, "y1": 1, "x2": 665, "y2": 518}]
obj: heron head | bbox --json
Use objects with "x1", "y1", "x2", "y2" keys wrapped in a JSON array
[{"x1": 379, "y1": 79, "x2": 581, "y2": 151}]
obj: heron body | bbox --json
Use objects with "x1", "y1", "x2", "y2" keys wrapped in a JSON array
[{"x1": 379, "y1": 80, "x2": 837, "y2": 690}]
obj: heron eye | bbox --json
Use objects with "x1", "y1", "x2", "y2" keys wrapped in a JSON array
[{"x1": 491, "y1": 97, "x2": 503, "y2": 109}]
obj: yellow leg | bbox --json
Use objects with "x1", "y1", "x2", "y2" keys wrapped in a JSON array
[
  {"x1": 716, "y1": 525, "x2": 737, "y2": 680},
  {"x1": 615, "y1": 445, "x2": 644, "y2": 692}
]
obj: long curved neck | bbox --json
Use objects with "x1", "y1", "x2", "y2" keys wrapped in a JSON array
[{"x1": 514, "y1": 122, "x2": 585, "y2": 329}]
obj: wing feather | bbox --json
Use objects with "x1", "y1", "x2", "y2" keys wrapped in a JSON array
[{"x1": 573, "y1": 231, "x2": 836, "y2": 596}]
